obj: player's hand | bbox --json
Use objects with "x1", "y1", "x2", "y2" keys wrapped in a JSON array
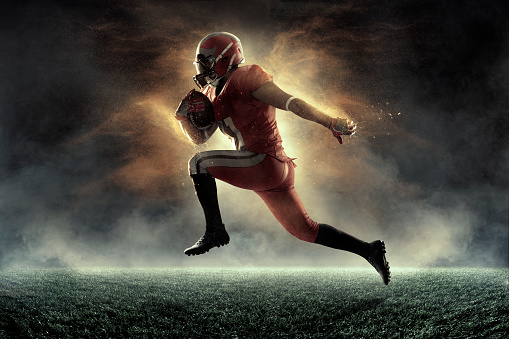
[
  {"x1": 329, "y1": 117, "x2": 356, "y2": 144},
  {"x1": 175, "y1": 89, "x2": 207, "y2": 121}
]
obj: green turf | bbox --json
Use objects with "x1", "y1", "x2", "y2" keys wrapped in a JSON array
[{"x1": 0, "y1": 267, "x2": 507, "y2": 338}]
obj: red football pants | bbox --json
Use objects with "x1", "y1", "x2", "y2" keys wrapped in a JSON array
[{"x1": 189, "y1": 150, "x2": 319, "y2": 242}]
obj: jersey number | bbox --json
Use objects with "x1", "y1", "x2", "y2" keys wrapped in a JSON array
[{"x1": 218, "y1": 117, "x2": 246, "y2": 151}]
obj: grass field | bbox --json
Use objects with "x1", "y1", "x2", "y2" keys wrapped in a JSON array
[{"x1": 0, "y1": 267, "x2": 507, "y2": 338}]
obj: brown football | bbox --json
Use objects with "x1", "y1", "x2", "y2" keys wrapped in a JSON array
[{"x1": 187, "y1": 90, "x2": 215, "y2": 130}]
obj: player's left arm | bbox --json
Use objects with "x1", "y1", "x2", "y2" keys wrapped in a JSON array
[{"x1": 252, "y1": 80, "x2": 356, "y2": 144}]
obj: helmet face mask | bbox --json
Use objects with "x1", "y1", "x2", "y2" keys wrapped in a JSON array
[
  {"x1": 192, "y1": 32, "x2": 245, "y2": 89},
  {"x1": 193, "y1": 55, "x2": 219, "y2": 89}
]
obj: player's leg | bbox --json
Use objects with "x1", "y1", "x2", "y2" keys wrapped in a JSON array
[
  {"x1": 184, "y1": 172, "x2": 230, "y2": 256},
  {"x1": 314, "y1": 224, "x2": 390, "y2": 285},
  {"x1": 256, "y1": 163, "x2": 391, "y2": 284},
  {"x1": 258, "y1": 189, "x2": 390, "y2": 284},
  {"x1": 254, "y1": 162, "x2": 368, "y2": 252},
  {"x1": 185, "y1": 150, "x2": 282, "y2": 255},
  {"x1": 255, "y1": 189, "x2": 370, "y2": 256}
]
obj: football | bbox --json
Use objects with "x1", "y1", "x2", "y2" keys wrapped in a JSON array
[{"x1": 176, "y1": 89, "x2": 215, "y2": 130}]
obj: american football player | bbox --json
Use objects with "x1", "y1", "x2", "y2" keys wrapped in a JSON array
[{"x1": 175, "y1": 32, "x2": 391, "y2": 285}]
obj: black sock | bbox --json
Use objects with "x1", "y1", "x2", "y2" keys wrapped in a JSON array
[
  {"x1": 191, "y1": 174, "x2": 223, "y2": 228},
  {"x1": 314, "y1": 224, "x2": 370, "y2": 259}
]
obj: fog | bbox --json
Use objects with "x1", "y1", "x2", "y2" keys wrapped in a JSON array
[{"x1": 0, "y1": 0, "x2": 507, "y2": 268}]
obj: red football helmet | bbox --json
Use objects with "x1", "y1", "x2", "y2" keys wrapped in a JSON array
[{"x1": 193, "y1": 32, "x2": 245, "y2": 89}]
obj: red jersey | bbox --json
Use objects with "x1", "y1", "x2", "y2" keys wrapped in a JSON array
[{"x1": 202, "y1": 65, "x2": 290, "y2": 162}]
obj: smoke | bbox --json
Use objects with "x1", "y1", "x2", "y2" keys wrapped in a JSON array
[{"x1": 0, "y1": 0, "x2": 507, "y2": 268}]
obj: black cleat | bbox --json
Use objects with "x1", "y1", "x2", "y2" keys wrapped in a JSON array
[
  {"x1": 184, "y1": 225, "x2": 230, "y2": 256},
  {"x1": 367, "y1": 240, "x2": 391, "y2": 285}
]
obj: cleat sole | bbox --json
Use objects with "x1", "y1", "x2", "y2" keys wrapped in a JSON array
[{"x1": 367, "y1": 240, "x2": 391, "y2": 285}]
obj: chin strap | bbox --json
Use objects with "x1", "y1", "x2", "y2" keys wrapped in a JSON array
[{"x1": 208, "y1": 76, "x2": 223, "y2": 88}]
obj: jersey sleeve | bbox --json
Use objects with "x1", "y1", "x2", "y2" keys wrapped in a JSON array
[{"x1": 231, "y1": 65, "x2": 273, "y2": 98}]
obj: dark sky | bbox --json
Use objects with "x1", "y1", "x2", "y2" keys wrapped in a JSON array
[{"x1": 0, "y1": 0, "x2": 507, "y2": 268}]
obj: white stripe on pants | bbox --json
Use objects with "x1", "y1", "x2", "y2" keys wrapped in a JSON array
[{"x1": 188, "y1": 150, "x2": 267, "y2": 175}]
